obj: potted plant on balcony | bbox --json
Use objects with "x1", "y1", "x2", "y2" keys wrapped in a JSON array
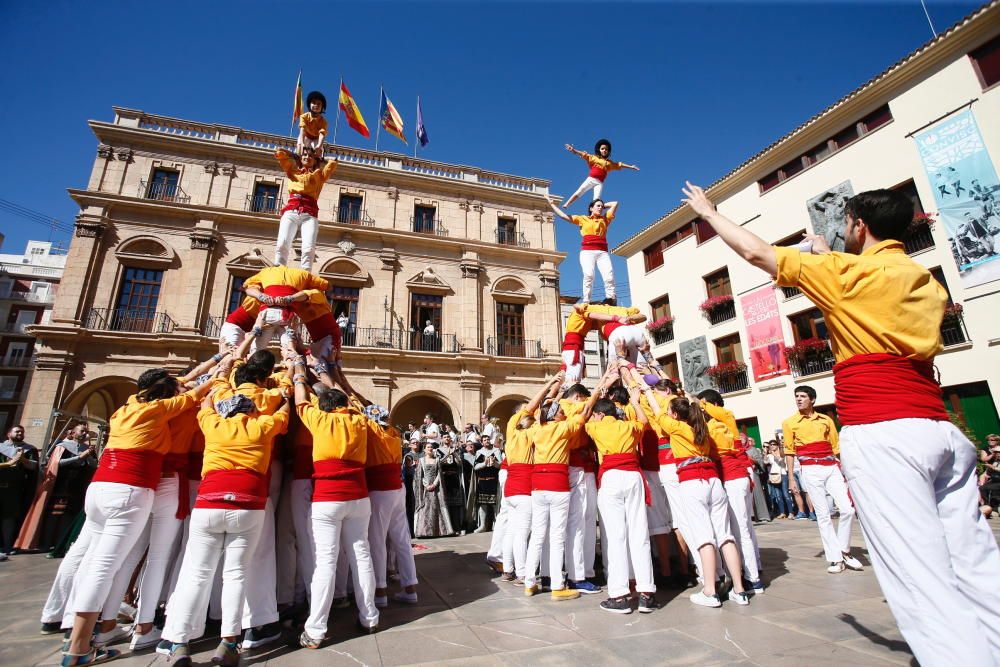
[
  {"x1": 782, "y1": 337, "x2": 830, "y2": 363},
  {"x1": 908, "y1": 212, "x2": 936, "y2": 233},
  {"x1": 942, "y1": 302, "x2": 964, "y2": 324},
  {"x1": 706, "y1": 360, "x2": 747, "y2": 383},
  {"x1": 699, "y1": 295, "x2": 734, "y2": 320},
  {"x1": 646, "y1": 315, "x2": 674, "y2": 334}
]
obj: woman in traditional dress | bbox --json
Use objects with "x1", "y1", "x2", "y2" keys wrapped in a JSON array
[{"x1": 412, "y1": 444, "x2": 453, "y2": 538}]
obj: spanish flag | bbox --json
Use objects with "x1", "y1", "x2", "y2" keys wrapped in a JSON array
[
  {"x1": 292, "y1": 71, "x2": 304, "y2": 123},
  {"x1": 379, "y1": 88, "x2": 407, "y2": 145},
  {"x1": 339, "y1": 81, "x2": 370, "y2": 138}
]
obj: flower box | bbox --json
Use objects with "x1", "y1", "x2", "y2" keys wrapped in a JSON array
[{"x1": 706, "y1": 360, "x2": 747, "y2": 381}]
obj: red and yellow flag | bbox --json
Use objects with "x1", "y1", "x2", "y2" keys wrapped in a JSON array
[
  {"x1": 379, "y1": 89, "x2": 407, "y2": 145},
  {"x1": 339, "y1": 82, "x2": 370, "y2": 138},
  {"x1": 292, "y1": 71, "x2": 304, "y2": 123}
]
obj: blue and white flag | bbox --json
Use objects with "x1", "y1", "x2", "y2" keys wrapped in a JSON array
[{"x1": 416, "y1": 97, "x2": 429, "y2": 147}]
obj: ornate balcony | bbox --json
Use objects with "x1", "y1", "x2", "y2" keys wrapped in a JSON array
[
  {"x1": 650, "y1": 323, "x2": 675, "y2": 346},
  {"x1": 941, "y1": 311, "x2": 968, "y2": 347},
  {"x1": 86, "y1": 307, "x2": 176, "y2": 334},
  {"x1": 788, "y1": 339, "x2": 837, "y2": 378},
  {"x1": 202, "y1": 315, "x2": 223, "y2": 339},
  {"x1": 716, "y1": 369, "x2": 750, "y2": 394},
  {"x1": 780, "y1": 286, "x2": 801, "y2": 300},
  {"x1": 496, "y1": 228, "x2": 529, "y2": 247},
  {"x1": 410, "y1": 217, "x2": 449, "y2": 236},
  {"x1": 487, "y1": 337, "x2": 542, "y2": 359},
  {"x1": 904, "y1": 225, "x2": 935, "y2": 254},
  {"x1": 335, "y1": 209, "x2": 376, "y2": 227},
  {"x1": 296, "y1": 325, "x2": 458, "y2": 354},
  {"x1": 245, "y1": 193, "x2": 284, "y2": 215},
  {"x1": 703, "y1": 298, "x2": 736, "y2": 325},
  {"x1": 140, "y1": 180, "x2": 191, "y2": 204}
]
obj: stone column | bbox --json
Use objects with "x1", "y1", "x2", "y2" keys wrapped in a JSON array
[
  {"x1": 459, "y1": 253, "x2": 483, "y2": 351},
  {"x1": 174, "y1": 220, "x2": 220, "y2": 334},
  {"x1": 459, "y1": 373, "x2": 485, "y2": 428},
  {"x1": 19, "y1": 354, "x2": 75, "y2": 445},
  {"x1": 51, "y1": 208, "x2": 110, "y2": 326},
  {"x1": 538, "y1": 265, "x2": 561, "y2": 357}
]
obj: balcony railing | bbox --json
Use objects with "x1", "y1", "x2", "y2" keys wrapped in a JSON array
[
  {"x1": 297, "y1": 325, "x2": 458, "y2": 353},
  {"x1": 410, "y1": 217, "x2": 449, "y2": 236},
  {"x1": 789, "y1": 342, "x2": 837, "y2": 378},
  {"x1": 245, "y1": 193, "x2": 284, "y2": 215},
  {"x1": 650, "y1": 324, "x2": 674, "y2": 346},
  {"x1": 0, "y1": 322, "x2": 34, "y2": 334},
  {"x1": 203, "y1": 315, "x2": 223, "y2": 339},
  {"x1": 2, "y1": 290, "x2": 54, "y2": 303},
  {"x1": 86, "y1": 308, "x2": 177, "y2": 334},
  {"x1": 706, "y1": 300, "x2": 736, "y2": 325},
  {"x1": 0, "y1": 356, "x2": 32, "y2": 368},
  {"x1": 780, "y1": 286, "x2": 801, "y2": 300},
  {"x1": 496, "y1": 228, "x2": 529, "y2": 247},
  {"x1": 0, "y1": 263, "x2": 63, "y2": 279},
  {"x1": 904, "y1": 226, "x2": 935, "y2": 254},
  {"x1": 335, "y1": 209, "x2": 376, "y2": 227},
  {"x1": 716, "y1": 370, "x2": 750, "y2": 394},
  {"x1": 140, "y1": 180, "x2": 191, "y2": 204},
  {"x1": 487, "y1": 337, "x2": 543, "y2": 359},
  {"x1": 941, "y1": 314, "x2": 968, "y2": 347}
]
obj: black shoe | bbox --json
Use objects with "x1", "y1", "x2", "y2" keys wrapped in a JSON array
[
  {"x1": 242, "y1": 621, "x2": 282, "y2": 649},
  {"x1": 40, "y1": 621, "x2": 62, "y2": 635},
  {"x1": 638, "y1": 593, "x2": 659, "y2": 614},
  {"x1": 539, "y1": 576, "x2": 551, "y2": 592},
  {"x1": 354, "y1": 619, "x2": 378, "y2": 635},
  {"x1": 599, "y1": 595, "x2": 633, "y2": 615}
]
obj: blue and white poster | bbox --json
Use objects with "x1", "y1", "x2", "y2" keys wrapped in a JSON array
[{"x1": 914, "y1": 109, "x2": 1000, "y2": 288}]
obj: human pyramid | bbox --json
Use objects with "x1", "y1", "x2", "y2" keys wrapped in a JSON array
[{"x1": 45, "y1": 94, "x2": 1000, "y2": 667}]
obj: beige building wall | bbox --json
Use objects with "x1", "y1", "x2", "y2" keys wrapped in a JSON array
[{"x1": 20, "y1": 110, "x2": 566, "y2": 444}]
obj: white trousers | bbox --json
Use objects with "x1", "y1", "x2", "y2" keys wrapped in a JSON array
[
  {"x1": 579, "y1": 250, "x2": 615, "y2": 303},
  {"x1": 164, "y1": 480, "x2": 200, "y2": 609},
  {"x1": 305, "y1": 498, "x2": 378, "y2": 637},
  {"x1": 658, "y1": 463, "x2": 703, "y2": 576},
  {"x1": 840, "y1": 418, "x2": 1000, "y2": 666},
  {"x1": 162, "y1": 508, "x2": 264, "y2": 643},
  {"x1": 241, "y1": 462, "x2": 282, "y2": 628},
  {"x1": 561, "y1": 350, "x2": 586, "y2": 384},
  {"x1": 799, "y1": 463, "x2": 854, "y2": 563},
  {"x1": 369, "y1": 487, "x2": 418, "y2": 589},
  {"x1": 569, "y1": 176, "x2": 605, "y2": 203},
  {"x1": 565, "y1": 468, "x2": 598, "y2": 581},
  {"x1": 290, "y1": 479, "x2": 315, "y2": 604},
  {"x1": 679, "y1": 478, "x2": 733, "y2": 551},
  {"x1": 607, "y1": 324, "x2": 646, "y2": 366},
  {"x1": 723, "y1": 476, "x2": 760, "y2": 581},
  {"x1": 598, "y1": 469, "x2": 654, "y2": 598},
  {"x1": 219, "y1": 320, "x2": 280, "y2": 354},
  {"x1": 502, "y1": 494, "x2": 532, "y2": 577},
  {"x1": 524, "y1": 490, "x2": 570, "y2": 589},
  {"x1": 42, "y1": 522, "x2": 92, "y2": 624},
  {"x1": 68, "y1": 482, "x2": 154, "y2": 615},
  {"x1": 644, "y1": 470, "x2": 672, "y2": 536},
  {"x1": 275, "y1": 210, "x2": 318, "y2": 271},
  {"x1": 487, "y1": 469, "x2": 509, "y2": 562},
  {"x1": 275, "y1": 469, "x2": 298, "y2": 606}
]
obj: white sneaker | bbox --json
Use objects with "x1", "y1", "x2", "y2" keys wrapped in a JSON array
[
  {"x1": 827, "y1": 561, "x2": 846, "y2": 574},
  {"x1": 94, "y1": 624, "x2": 131, "y2": 646},
  {"x1": 689, "y1": 591, "x2": 722, "y2": 608},
  {"x1": 374, "y1": 595, "x2": 388, "y2": 608},
  {"x1": 393, "y1": 591, "x2": 418, "y2": 604},
  {"x1": 727, "y1": 590, "x2": 750, "y2": 606},
  {"x1": 842, "y1": 554, "x2": 864, "y2": 571},
  {"x1": 130, "y1": 626, "x2": 162, "y2": 651}
]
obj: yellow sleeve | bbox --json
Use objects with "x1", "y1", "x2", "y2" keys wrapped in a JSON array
[
  {"x1": 781, "y1": 419, "x2": 795, "y2": 456},
  {"x1": 275, "y1": 151, "x2": 298, "y2": 179},
  {"x1": 774, "y1": 246, "x2": 847, "y2": 312},
  {"x1": 305, "y1": 274, "x2": 331, "y2": 292},
  {"x1": 296, "y1": 402, "x2": 321, "y2": 431},
  {"x1": 568, "y1": 215, "x2": 584, "y2": 227},
  {"x1": 582, "y1": 151, "x2": 597, "y2": 166},
  {"x1": 654, "y1": 412, "x2": 683, "y2": 437},
  {"x1": 608, "y1": 161, "x2": 624, "y2": 172},
  {"x1": 160, "y1": 391, "x2": 198, "y2": 418},
  {"x1": 317, "y1": 116, "x2": 329, "y2": 134},
  {"x1": 243, "y1": 271, "x2": 264, "y2": 291},
  {"x1": 606, "y1": 209, "x2": 616, "y2": 223},
  {"x1": 270, "y1": 409, "x2": 290, "y2": 435},
  {"x1": 321, "y1": 159, "x2": 338, "y2": 180},
  {"x1": 298, "y1": 113, "x2": 309, "y2": 129}
]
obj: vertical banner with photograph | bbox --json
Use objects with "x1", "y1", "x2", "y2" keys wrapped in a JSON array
[
  {"x1": 740, "y1": 285, "x2": 789, "y2": 382},
  {"x1": 914, "y1": 109, "x2": 1000, "y2": 288}
]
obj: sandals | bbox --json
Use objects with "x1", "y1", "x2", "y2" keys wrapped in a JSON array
[
  {"x1": 299, "y1": 631, "x2": 323, "y2": 649},
  {"x1": 60, "y1": 647, "x2": 121, "y2": 666}
]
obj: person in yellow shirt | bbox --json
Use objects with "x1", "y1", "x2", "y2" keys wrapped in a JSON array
[
  {"x1": 578, "y1": 302, "x2": 650, "y2": 367},
  {"x1": 559, "y1": 384, "x2": 601, "y2": 593},
  {"x1": 273, "y1": 147, "x2": 338, "y2": 271},
  {"x1": 296, "y1": 91, "x2": 328, "y2": 156},
  {"x1": 547, "y1": 195, "x2": 620, "y2": 304},
  {"x1": 781, "y1": 385, "x2": 860, "y2": 575},
  {"x1": 682, "y1": 182, "x2": 1000, "y2": 662},
  {"x1": 562, "y1": 139, "x2": 639, "y2": 208}
]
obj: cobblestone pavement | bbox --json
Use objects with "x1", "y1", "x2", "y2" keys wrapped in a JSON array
[{"x1": 4, "y1": 515, "x2": 998, "y2": 666}]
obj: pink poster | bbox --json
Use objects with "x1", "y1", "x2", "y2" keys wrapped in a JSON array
[{"x1": 740, "y1": 285, "x2": 789, "y2": 382}]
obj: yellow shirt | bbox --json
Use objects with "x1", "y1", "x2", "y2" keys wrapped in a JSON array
[
  {"x1": 707, "y1": 418, "x2": 734, "y2": 458},
  {"x1": 781, "y1": 412, "x2": 839, "y2": 456},
  {"x1": 583, "y1": 304, "x2": 640, "y2": 319},
  {"x1": 774, "y1": 241, "x2": 946, "y2": 362},
  {"x1": 211, "y1": 379, "x2": 290, "y2": 417},
  {"x1": 106, "y1": 390, "x2": 199, "y2": 453},
  {"x1": 198, "y1": 407, "x2": 288, "y2": 475},
  {"x1": 276, "y1": 151, "x2": 338, "y2": 199},
  {"x1": 582, "y1": 152, "x2": 622, "y2": 176},
  {"x1": 531, "y1": 415, "x2": 586, "y2": 465},
  {"x1": 296, "y1": 289, "x2": 333, "y2": 323},
  {"x1": 564, "y1": 310, "x2": 592, "y2": 337},
  {"x1": 297, "y1": 403, "x2": 368, "y2": 464},
  {"x1": 366, "y1": 422, "x2": 403, "y2": 468},
  {"x1": 570, "y1": 210, "x2": 615, "y2": 238},
  {"x1": 505, "y1": 409, "x2": 536, "y2": 465},
  {"x1": 299, "y1": 112, "x2": 328, "y2": 138},
  {"x1": 167, "y1": 406, "x2": 201, "y2": 455},
  {"x1": 702, "y1": 403, "x2": 738, "y2": 439},
  {"x1": 244, "y1": 266, "x2": 329, "y2": 294},
  {"x1": 639, "y1": 394, "x2": 669, "y2": 440},
  {"x1": 650, "y1": 413, "x2": 714, "y2": 460},
  {"x1": 584, "y1": 416, "x2": 643, "y2": 458}
]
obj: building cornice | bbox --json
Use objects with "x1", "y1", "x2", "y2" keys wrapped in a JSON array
[{"x1": 613, "y1": 0, "x2": 1000, "y2": 257}]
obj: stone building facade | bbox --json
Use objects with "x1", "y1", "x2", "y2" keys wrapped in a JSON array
[{"x1": 20, "y1": 108, "x2": 565, "y2": 444}]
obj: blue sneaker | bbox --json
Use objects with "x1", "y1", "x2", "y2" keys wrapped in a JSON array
[
  {"x1": 794, "y1": 512, "x2": 809, "y2": 520},
  {"x1": 809, "y1": 512, "x2": 817, "y2": 521},
  {"x1": 569, "y1": 580, "x2": 602, "y2": 595}
]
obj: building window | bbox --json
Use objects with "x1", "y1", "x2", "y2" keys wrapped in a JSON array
[
  {"x1": 227, "y1": 275, "x2": 246, "y2": 314},
  {"x1": 775, "y1": 230, "x2": 808, "y2": 247},
  {"x1": 250, "y1": 182, "x2": 281, "y2": 214},
  {"x1": 413, "y1": 204, "x2": 437, "y2": 233},
  {"x1": 338, "y1": 194, "x2": 364, "y2": 223},
  {"x1": 970, "y1": 34, "x2": 1000, "y2": 89},
  {"x1": 329, "y1": 286, "x2": 360, "y2": 346},
  {"x1": 495, "y1": 301, "x2": 526, "y2": 355},
  {"x1": 147, "y1": 168, "x2": 180, "y2": 201},
  {"x1": 704, "y1": 267, "x2": 732, "y2": 298},
  {"x1": 891, "y1": 179, "x2": 925, "y2": 216},
  {"x1": 665, "y1": 224, "x2": 695, "y2": 250},
  {"x1": 0, "y1": 376, "x2": 18, "y2": 401},
  {"x1": 657, "y1": 353, "x2": 679, "y2": 381},
  {"x1": 694, "y1": 218, "x2": 717, "y2": 244},
  {"x1": 411, "y1": 293, "x2": 443, "y2": 333},
  {"x1": 497, "y1": 217, "x2": 520, "y2": 245},
  {"x1": 789, "y1": 307, "x2": 828, "y2": 342},
  {"x1": 860, "y1": 105, "x2": 892, "y2": 133},
  {"x1": 650, "y1": 294, "x2": 671, "y2": 321},
  {"x1": 714, "y1": 333, "x2": 743, "y2": 364},
  {"x1": 114, "y1": 267, "x2": 163, "y2": 333},
  {"x1": 643, "y1": 240, "x2": 665, "y2": 272}
]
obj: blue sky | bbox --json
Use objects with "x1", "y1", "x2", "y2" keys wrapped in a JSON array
[{"x1": 0, "y1": 0, "x2": 981, "y2": 302}]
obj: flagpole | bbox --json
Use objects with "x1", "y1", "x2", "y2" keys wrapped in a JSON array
[
  {"x1": 289, "y1": 69, "x2": 301, "y2": 138},
  {"x1": 333, "y1": 76, "x2": 343, "y2": 146},
  {"x1": 375, "y1": 86, "x2": 383, "y2": 153},
  {"x1": 414, "y1": 96, "x2": 419, "y2": 159}
]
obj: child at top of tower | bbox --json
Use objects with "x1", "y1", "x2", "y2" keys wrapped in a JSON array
[
  {"x1": 297, "y1": 91, "x2": 329, "y2": 155},
  {"x1": 562, "y1": 139, "x2": 639, "y2": 208}
]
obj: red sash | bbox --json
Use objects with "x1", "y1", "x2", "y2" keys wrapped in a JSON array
[
  {"x1": 833, "y1": 353, "x2": 948, "y2": 426},
  {"x1": 313, "y1": 459, "x2": 367, "y2": 502},
  {"x1": 500, "y1": 459, "x2": 508, "y2": 470},
  {"x1": 719, "y1": 451, "x2": 752, "y2": 482},
  {"x1": 281, "y1": 193, "x2": 319, "y2": 217},
  {"x1": 639, "y1": 429, "x2": 660, "y2": 472},
  {"x1": 504, "y1": 463, "x2": 533, "y2": 497},
  {"x1": 92, "y1": 448, "x2": 163, "y2": 490},
  {"x1": 598, "y1": 453, "x2": 650, "y2": 505},
  {"x1": 196, "y1": 469, "x2": 268, "y2": 510},
  {"x1": 588, "y1": 165, "x2": 608, "y2": 181},
  {"x1": 562, "y1": 332, "x2": 585, "y2": 365},
  {"x1": 263, "y1": 285, "x2": 297, "y2": 319},
  {"x1": 657, "y1": 436, "x2": 675, "y2": 465},
  {"x1": 365, "y1": 462, "x2": 403, "y2": 492},
  {"x1": 304, "y1": 312, "x2": 342, "y2": 350},
  {"x1": 293, "y1": 445, "x2": 314, "y2": 480},
  {"x1": 163, "y1": 453, "x2": 191, "y2": 519},
  {"x1": 225, "y1": 305, "x2": 255, "y2": 330},
  {"x1": 601, "y1": 321, "x2": 624, "y2": 341},
  {"x1": 675, "y1": 456, "x2": 718, "y2": 483},
  {"x1": 532, "y1": 463, "x2": 570, "y2": 493},
  {"x1": 796, "y1": 441, "x2": 837, "y2": 466},
  {"x1": 582, "y1": 235, "x2": 609, "y2": 252}
]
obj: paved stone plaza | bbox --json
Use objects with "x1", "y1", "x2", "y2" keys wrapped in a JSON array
[{"x1": 4, "y1": 516, "x2": 998, "y2": 666}]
